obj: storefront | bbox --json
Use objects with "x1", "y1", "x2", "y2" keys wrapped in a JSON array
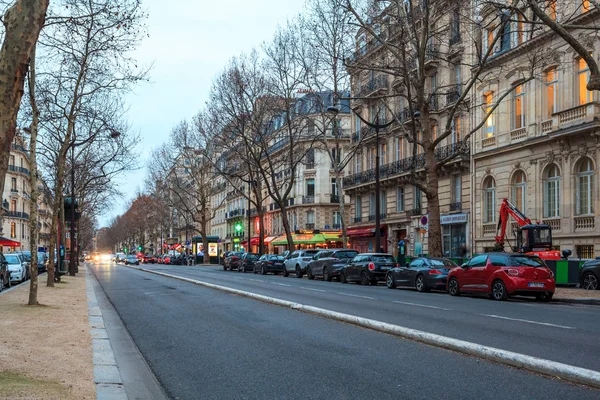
[
  {"x1": 347, "y1": 225, "x2": 387, "y2": 253},
  {"x1": 441, "y1": 213, "x2": 468, "y2": 258},
  {"x1": 271, "y1": 230, "x2": 343, "y2": 251}
]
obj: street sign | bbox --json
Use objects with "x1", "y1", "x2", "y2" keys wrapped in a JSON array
[{"x1": 420, "y1": 215, "x2": 428, "y2": 226}]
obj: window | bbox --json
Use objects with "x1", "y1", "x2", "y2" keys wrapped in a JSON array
[
  {"x1": 511, "y1": 171, "x2": 527, "y2": 211},
  {"x1": 395, "y1": 136, "x2": 404, "y2": 161},
  {"x1": 578, "y1": 57, "x2": 593, "y2": 105},
  {"x1": 306, "y1": 149, "x2": 315, "y2": 169},
  {"x1": 355, "y1": 114, "x2": 361, "y2": 135},
  {"x1": 331, "y1": 148, "x2": 341, "y2": 169},
  {"x1": 331, "y1": 178, "x2": 338, "y2": 197},
  {"x1": 10, "y1": 222, "x2": 16, "y2": 238},
  {"x1": 484, "y1": 92, "x2": 494, "y2": 137},
  {"x1": 11, "y1": 177, "x2": 16, "y2": 191},
  {"x1": 10, "y1": 200, "x2": 16, "y2": 212},
  {"x1": 469, "y1": 255, "x2": 488, "y2": 267},
  {"x1": 355, "y1": 152, "x2": 362, "y2": 173},
  {"x1": 454, "y1": 64, "x2": 462, "y2": 94},
  {"x1": 368, "y1": 147, "x2": 376, "y2": 169},
  {"x1": 414, "y1": 186, "x2": 422, "y2": 211},
  {"x1": 306, "y1": 211, "x2": 315, "y2": 224},
  {"x1": 332, "y1": 211, "x2": 341, "y2": 227},
  {"x1": 543, "y1": 164, "x2": 560, "y2": 218},
  {"x1": 545, "y1": 67, "x2": 558, "y2": 118},
  {"x1": 9, "y1": 155, "x2": 14, "y2": 165},
  {"x1": 452, "y1": 175, "x2": 461, "y2": 204},
  {"x1": 483, "y1": 177, "x2": 496, "y2": 223},
  {"x1": 306, "y1": 179, "x2": 315, "y2": 197},
  {"x1": 511, "y1": 13, "x2": 525, "y2": 47},
  {"x1": 369, "y1": 192, "x2": 376, "y2": 215},
  {"x1": 380, "y1": 143, "x2": 386, "y2": 165},
  {"x1": 397, "y1": 187, "x2": 405, "y2": 212},
  {"x1": 577, "y1": 245, "x2": 594, "y2": 259},
  {"x1": 380, "y1": 190, "x2": 387, "y2": 214},
  {"x1": 576, "y1": 157, "x2": 594, "y2": 215},
  {"x1": 512, "y1": 84, "x2": 526, "y2": 129},
  {"x1": 452, "y1": 116, "x2": 461, "y2": 143},
  {"x1": 483, "y1": 27, "x2": 495, "y2": 54},
  {"x1": 355, "y1": 196, "x2": 362, "y2": 218},
  {"x1": 450, "y1": 8, "x2": 460, "y2": 43}
]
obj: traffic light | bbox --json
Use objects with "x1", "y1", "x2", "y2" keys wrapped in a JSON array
[
  {"x1": 234, "y1": 222, "x2": 243, "y2": 232},
  {"x1": 138, "y1": 246, "x2": 143, "y2": 251},
  {"x1": 124, "y1": 247, "x2": 128, "y2": 253}
]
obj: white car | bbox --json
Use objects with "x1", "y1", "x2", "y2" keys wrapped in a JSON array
[
  {"x1": 283, "y1": 249, "x2": 320, "y2": 278},
  {"x1": 5, "y1": 253, "x2": 27, "y2": 283}
]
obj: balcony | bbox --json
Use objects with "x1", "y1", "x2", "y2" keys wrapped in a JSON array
[
  {"x1": 481, "y1": 136, "x2": 496, "y2": 148},
  {"x1": 449, "y1": 202, "x2": 461, "y2": 212},
  {"x1": 8, "y1": 164, "x2": 30, "y2": 176},
  {"x1": 10, "y1": 188, "x2": 18, "y2": 197},
  {"x1": 332, "y1": 223, "x2": 341, "y2": 230},
  {"x1": 446, "y1": 88, "x2": 460, "y2": 105},
  {"x1": 574, "y1": 216, "x2": 595, "y2": 231},
  {"x1": 226, "y1": 208, "x2": 245, "y2": 219},
  {"x1": 305, "y1": 162, "x2": 315, "y2": 170},
  {"x1": 305, "y1": 223, "x2": 315, "y2": 230},
  {"x1": 510, "y1": 127, "x2": 527, "y2": 141},
  {"x1": 11, "y1": 143, "x2": 28, "y2": 154},
  {"x1": 449, "y1": 33, "x2": 461, "y2": 46},
  {"x1": 542, "y1": 102, "x2": 600, "y2": 135},
  {"x1": 368, "y1": 213, "x2": 387, "y2": 221},
  {"x1": 543, "y1": 218, "x2": 561, "y2": 232},
  {"x1": 330, "y1": 194, "x2": 340, "y2": 203},
  {"x1": 357, "y1": 76, "x2": 388, "y2": 98},
  {"x1": 407, "y1": 208, "x2": 422, "y2": 217},
  {"x1": 353, "y1": 216, "x2": 362, "y2": 223},
  {"x1": 483, "y1": 223, "x2": 496, "y2": 235},
  {"x1": 5, "y1": 211, "x2": 29, "y2": 220},
  {"x1": 302, "y1": 196, "x2": 315, "y2": 204}
]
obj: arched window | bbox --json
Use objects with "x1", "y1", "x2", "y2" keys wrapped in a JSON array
[
  {"x1": 483, "y1": 177, "x2": 496, "y2": 223},
  {"x1": 511, "y1": 170, "x2": 527, "y2": 211},
  {"x1": 543, "y1": 164, "x2": 561, "y2": 218},
  {"x1": 576, "y1": 157, "x2": 594, "y2": 215}
]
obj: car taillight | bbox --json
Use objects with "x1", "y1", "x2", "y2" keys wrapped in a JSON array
[
  {"x1": 428, "y1": 269, "x2": 442, "y2": 275},
  {"x1": 395, "y1": 263, "x2": 400, "y2": 268},
  {"x1": 506, "y1": 269, "x2": 519, "y2": 277},
  {"x1": 547, "y1": 268, "x2": 554, "y2": 278},
  {"x1": 368, "y1": 262, "x2": 375, "y2": 271}
]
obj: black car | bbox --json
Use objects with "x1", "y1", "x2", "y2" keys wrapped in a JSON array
[
  {"x1": 254, "y1": 254, "x2": 285, "y2": 275},
  {"x1": 224, "y1": 252, "x2": 244, "y2": 271},
  {"x1": 386, "y1": 257, "x2": 458, "y2": 292},
  {"x1": 0, "y1": 254, "x2": 9, "y2": 291},
  {"x1": 580, "y1": 259, "x2": 600, "y2": 290},
  {"x1": 341, "y1": 253, "x2": 397, "y2": 285},
  {"x1": 124, "y1": 255, "x2": 139, "y2": 265},
  {"x1": 221, "y1": 251, "x2": 233, "y2": 265},
  {"x1": 307, "y1": 249, "x2": 359, "y2": 281},
  {"x1": 239, "y1": 253, "x2": 260, "y2": 273}
]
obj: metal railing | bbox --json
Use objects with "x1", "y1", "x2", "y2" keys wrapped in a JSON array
[
  {"x1": 5, "y1": 211, "x2": 29, "y2": 219},
  {"x1": 8, "y1": 164, "x2": 30, "y2": 176},
  {"x1": 407, "y1": 208, "x2": 422, "y2": 217},
  {"x1": 330, "y1": 194, "x2": 340, "y2": 203},
  {"x1": 353, "y1": 216, "x2": 362, "y2": 223},
  {"x1": 305, "y1": 223, "x2": 315, "y2": 230},
  {"x1": 450, "y1": 202, "x2": 461, "y2": 212},
  {"x1": 302, "y1": 196, "x2": 315, "y2": 204}
]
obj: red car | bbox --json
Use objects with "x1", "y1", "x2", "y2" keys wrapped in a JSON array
[
  {"x1": 447, "y1": 253, "x2": 555, "y2": 301},
  {"x1": 141, "y1": 255, "x2": 156, "y2": 264}
]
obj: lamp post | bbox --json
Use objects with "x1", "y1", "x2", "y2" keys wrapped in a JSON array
[
  {"x1": 328, "y1": 105, "x2": 394, "y2": 253},
  {"x1": 68, "y1": 128, "x2": 121, "y2": 276}
]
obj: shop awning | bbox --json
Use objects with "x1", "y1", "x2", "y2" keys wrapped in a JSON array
[
  {"x1": 271, "y1": 232, "x2": 343, "y2": 246},
  {"x1": 346, "y1": 225, "x2": 387, "y2": 238},
  {"x1": 264, "y1": 236, "x2": 276, "y2": 243},
  {"x1": 250, "y1": 237, "x2": 259, "y2": 246},
  {"x1": 323, "y1": 232, "x2": 343, "y2": 242},
  {"x1": 0, "y1": 237, "x2": 20, "y2": 247},
  {"x1": 169, "y1": 243, "x2": 182, "y2": 250},
  {"x1": 271, "y1": 235, "x2": 289, "y2": 246}
]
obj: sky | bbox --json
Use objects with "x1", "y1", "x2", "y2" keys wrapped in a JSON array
[{"x1": 99, "y1": 0, "x2": 306, "y2": 227}]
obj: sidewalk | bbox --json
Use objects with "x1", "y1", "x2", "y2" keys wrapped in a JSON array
[
  {"x1": 554, "y1": 287, "x2": 600, "y2": 305},
  {"x1": 0, "y1": 271, "x2": 95, "y2": 399}
]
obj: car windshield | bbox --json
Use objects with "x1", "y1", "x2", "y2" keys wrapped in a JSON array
[
  {"x1": 371, "y1": 255, "x2": 396, "y2": 263},
  {"x1": 268, "y1": 255, "x2": 283, "y2": 260},
  {"x1": 5, "y1": 255, "x2": 20, "y2": 264},
  {"x1": 509, "y1": 255, "x2": 546, "y2": 268},
  {"x1": 301, "y1": 251, "x2": 319, "y2": 257},
  {"x1": 430, "y1": 259, "x2": 458, "y2": 267},
  {"x1": 247, "y1": 254, "x2": 259, "y2": 260},
  {"x1": 336, "y1": 251, "x2": 359, "y2": 259}
]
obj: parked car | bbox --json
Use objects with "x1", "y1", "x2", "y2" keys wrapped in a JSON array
[
  {"x1": 0, "y1": 253, "x2": 10, "y2": 291},
  {"x1": 447, "y1": 253, "x2": 555, "y2": 301},
  {"x1": 124, "y1": 254, "x2": 140, "y2": 265},
  {"x1": 307, "y1": 249, "x2": 359, "y2": 281},
  {"x1": 223, "y1": 252, "x2": 244, "y2": 271},
  {"x1": 141, "y1": 254, "x2": 156, "y2": 264},
  {"x1": 115, "y1": 253, "x2": 126, "y2": 263},
  {"x1": 221, "y1": 251, "x2": 233, "y2": 265},
  {"x1": 386, "y1": 257, "x2": 457, "y2": 292},
  {"x1": 36, "y1": 252, "x2": 49, "y2": 272},
  {"x1": 580, "y1": 258, "x2": 600, "y2": 290},
  {"x1": 341, "y1": 253, "x2": 396, "y2": 285},
  {"x1": 283, "y1": 249, "x2": 319, "y2": 278},
  {"x1": 254, "y1": 254, "x2": 285, "y2": 275},
  {"x1": 5, "y1": 253, "x2": 27, "y2": 283},
  {"x1": 12, "y1": 251, "x2": 31, "y2": 280},
  {"x1": 239, "y1": 253, "x2": 260, "y2": 273}
]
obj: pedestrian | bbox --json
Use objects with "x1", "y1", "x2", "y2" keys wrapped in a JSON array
[{"x1": 460, "y1": 243, "x2": 468, "y2": 258}]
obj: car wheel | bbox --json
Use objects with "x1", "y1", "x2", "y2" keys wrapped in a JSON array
[
  {"x1": 339, "y1": 270, "x2": 347, "y2": 283},
  {"x1": 360, "y1": 271, "x2": 370, "y2": 286},
  {"x1": 0, "y1": 276, "x2": 3, "y2": 292},
  {"x1": 582, "y1": 272, "x2": 599, "y2": 290},
  {"x1": 323, "y1": 267, "x2": 332, "y2": 282},
  {"x1": 253, "y1": 267, "x2": 257, "y2": 274},
  {"x1": 386, "y1": 273, "x2": 396, "y2": 289},
  {"x1": 283, "y1": 268, "x2": 289, "y2": 278},
  {"x1": 415, "y1": 275, "x2": 429, "y2": 292},
  {"x1": 307, "y1": 267, "x2": 314, "y2": 280},
  {"x1": 261, "y1": 266, "x2": 266, "y2": 275},
  {"x1": 448, "y1": 277, "x2": 460, "y2": 296},
  {"x1": 492, "y1": 280, "x2": 508, "y2": 301},
  {"x1": 295, "y1": 265, "x2": 303, "y2": 278},
  {"x1": 536, "y1": 292, "x2": 553, "y2": 302}
]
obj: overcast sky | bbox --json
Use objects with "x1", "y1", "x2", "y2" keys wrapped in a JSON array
[{"x1": 99, "y1": 0, "x2": 306, "y2": 227}]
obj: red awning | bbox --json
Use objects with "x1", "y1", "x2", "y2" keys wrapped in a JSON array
[
  {"x1": 169, "y1": 243, "x2": 182, "y2": 250},
  {"x1": 250, "y1": 237, "x2": 259, "y2": 246},
  {"x1": 346, "y1": 225, "x2": 387, "y2": 238},
  {"x1": 0, "y1": 237, "x2": 21, "y2": 247}
]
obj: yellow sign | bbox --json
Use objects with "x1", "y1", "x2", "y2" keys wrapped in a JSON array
[{"x1": 209, "y1": 243, "x2": 218, "y2": 257}]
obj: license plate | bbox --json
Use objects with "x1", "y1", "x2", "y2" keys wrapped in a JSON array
[
  {"x1": 528, "y1": 282, "x2": 545, "y2": 288},
  {"x1": 380, "y1": 266, "x2": 389, "y2": 270},
  {"x1": 274, "y1": 263, "x2": 283, "y2": 267}
]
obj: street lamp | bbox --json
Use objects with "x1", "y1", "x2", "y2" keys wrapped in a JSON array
[
  {"x1": 328, "y1": 105, "x2": 394, "y2": 253},
  {"x1": 68, "y1": 128, "x2": 121, "y2": 276}
]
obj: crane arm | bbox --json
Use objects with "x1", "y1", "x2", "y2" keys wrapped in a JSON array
[{"x1": 495, "y1": 198, "x2": 532, "y2": 246}]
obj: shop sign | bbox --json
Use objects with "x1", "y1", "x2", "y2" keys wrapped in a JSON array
[
  {"x1": 233, "y1": 238, "x2": 240, "y2": 243},
  {"x1": 440, "y1": 213, "x2": 468, "y2": 225}
]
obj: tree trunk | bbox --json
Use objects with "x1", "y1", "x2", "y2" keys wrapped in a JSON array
[
  {"x1": 27, "y1": 45, "x2": 39, "y2": 305},
  {"x1": 201, "y1": 218, "x2": 208, "y2": 265},
  {"x1": 335, "y1": 170, "x2": 347, "y2": 245},
  {"x1": 258, "y1": 212, "x2": 265, "y2": 255},
  {"x1": 0, "y1": 1, "x2": 49, "y2": 217},
  {"x1": 424, "y1": 151, "x2": 442, "y2": 258},
  {"x1": 280, "y1": 204, "x2": 294, "y2": 252}
]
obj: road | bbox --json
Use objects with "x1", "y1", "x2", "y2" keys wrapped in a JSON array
[{"x1": 90, "y1": 261, "x2": 600, "y2": 400}]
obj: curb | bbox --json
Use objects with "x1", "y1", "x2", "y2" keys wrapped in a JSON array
[
  {"x1": 126, "y1": 265, "x2": 600, "y2": 390},
  {"x1": 85, "y1": 267, "x2": 128, "y2": 400},
  {"x1": 553, "y1": 298, "x2": 600, "y2": 306}
]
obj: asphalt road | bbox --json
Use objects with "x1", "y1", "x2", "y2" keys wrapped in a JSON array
[
  {"x1": 90, "y1": 261, "x2": 599, "y2": 400},
  {"x1": 135, "y1": 263, "x2": 600, "y2": 372}
]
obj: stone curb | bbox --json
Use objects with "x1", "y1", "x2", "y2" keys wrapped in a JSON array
[
  {"x1": 85, "y1": 268, "x2": 128, "y2": 400},
  {"x1": 127, "y1": 264, "x2": 600, "y2": 390},
  {"x1": 553, "y1": 297, "x2": 600, "y2": 306}
]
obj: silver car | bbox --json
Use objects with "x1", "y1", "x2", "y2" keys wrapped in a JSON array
[
  {"x1": 283, "y1": 249, "x2": 319, "y2": 278},
  {"x1": 5, "y1": 253, "x2": 27, "y2": 283}
]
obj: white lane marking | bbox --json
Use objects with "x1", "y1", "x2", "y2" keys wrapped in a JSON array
[
  {"x1": 249, "y1": 279, "x2": 266, "y2": 283},
  {"x1": 393, "y1": 300, "x2": 452, "y2": 311},
  {"x1": 336, "y1": 292, "x2": 375, "y2": 300},
  {"x1": 481, "y1": 314, "x2": 575, "y2": 330},
  {"x1": 271, "y1": 282, "x2": 292, "y2": 287},
  {"x1": 300, "y1": 286, "x2": 326, "y2": 293}
]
